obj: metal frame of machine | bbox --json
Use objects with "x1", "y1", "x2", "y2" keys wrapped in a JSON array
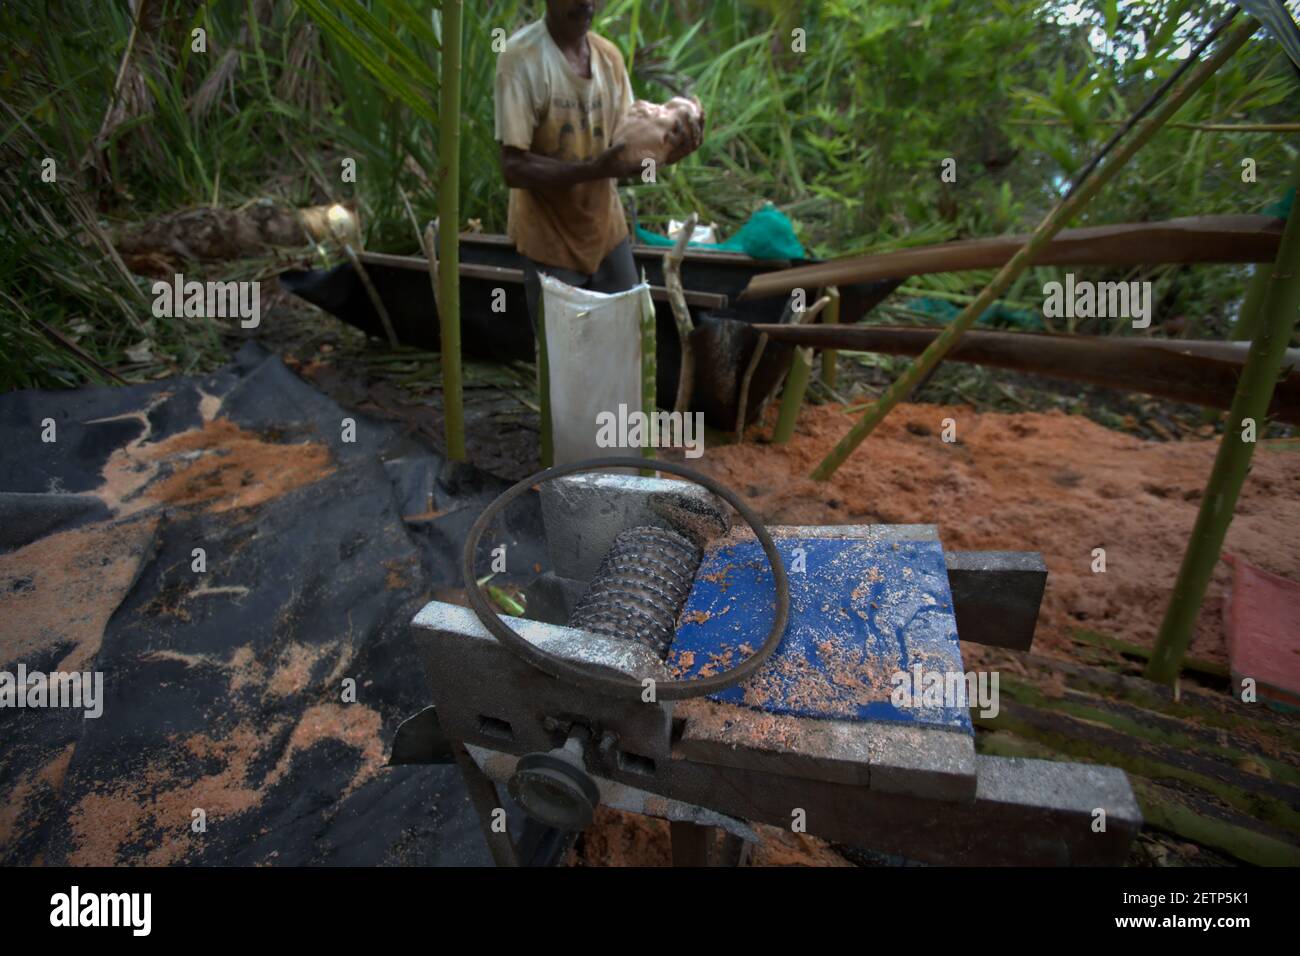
[{"x1": 397, "y1": 469, "x2": 1142, "y2": 866}]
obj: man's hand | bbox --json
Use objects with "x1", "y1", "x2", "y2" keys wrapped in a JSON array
[
  {"x1": 502, "y1": 144, "x2": 635, "y2": 190},
  {"x1": 664, "y1": 102, "x2": 706, "y2": 165},
  {"x1": 591, "y1": 143, "x2": 642, "y2": 180}
]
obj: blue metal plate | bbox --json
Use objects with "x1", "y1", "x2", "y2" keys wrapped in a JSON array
[{"x1": 669, "y1": 537, "x2": 971, "y2": 732}]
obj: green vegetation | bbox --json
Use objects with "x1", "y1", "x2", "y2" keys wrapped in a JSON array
[{"x1": 1, "y1": 0, "x2": 1296, "y2": 390}]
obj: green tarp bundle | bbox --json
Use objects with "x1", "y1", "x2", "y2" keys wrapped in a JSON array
[
  {"x1": 907, "y1": 296, "x2": 1046, "y2": 332},
  {"x1": 635, "y1": 201, "x2": 807, "y2": 261}
]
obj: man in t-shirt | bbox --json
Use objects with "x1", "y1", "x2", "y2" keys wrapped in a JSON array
[{"x1": 494, "y1": 0, "x2": 696, "y2": 328}]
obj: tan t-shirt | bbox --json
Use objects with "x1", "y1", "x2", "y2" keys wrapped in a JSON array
[{"x1": 495, "y1": 20, "x2": 633, "y2": 274}]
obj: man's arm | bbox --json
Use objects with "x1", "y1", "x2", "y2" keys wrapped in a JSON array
[{"x1": 500, "y1": 143, "x2": 639, "y2": 190}]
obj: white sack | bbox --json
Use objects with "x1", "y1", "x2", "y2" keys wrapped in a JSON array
[{"x1": 540, "y1": 274, "x2": 653, "y2": 466}]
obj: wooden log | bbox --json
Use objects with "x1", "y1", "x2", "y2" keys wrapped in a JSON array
[
  {"x1": 356, "y1": 251, "x2": 728, "y2": 310},
  {"x1": 753, "y1": 325, "x2": 1300, "y2": 426},
  {"x1": 740, "y1": 214, "x2": 1285, "y2": 301}
]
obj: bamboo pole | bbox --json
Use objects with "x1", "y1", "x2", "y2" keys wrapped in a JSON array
[
  {"x1": 820, "y1": 286, "x2": 840, "y2": 390},
  {"x1": 1232, "y1": 163, "x2": 1300, "y2": 343},
  {"x1": 734, "y1": 293, "x2": 805, "y2": 443},
  {"x1": 774, "y1": 290, "x2": 835, "y2": 443},
  {"x1": 810, "y1": 18, "x2": 1260, "y2": 482},
  {"x1": 1145, "y1": 155, "x2": 1300, "y2": 685},
  {"x1": 438, "y1": 0, "x2": 465, "y2": 461},
  {"x1": 773, "y1": 347, "x2": 813, "y2": 443},
  {"x1": 1008, "y1": 119, "x2": 1300, "y2": 134}
]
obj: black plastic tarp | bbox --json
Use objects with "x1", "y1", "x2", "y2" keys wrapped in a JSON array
[{"x1": 0, "y1": 343, "x2": 547, "y2": 865}]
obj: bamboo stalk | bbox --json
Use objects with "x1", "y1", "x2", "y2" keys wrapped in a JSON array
[
  {"x1": 819, "y1": 286, "x2": 840, "y2": 389},
  {"x1": 810, "y1": 18, "x2": 1260, "y2": 482},
  {"x1": 400, "y1": 187, "x2": 423, "y2": 253},
  {"x1": 36, "y1": 320, "x2": 129, "y2": 385},
  {"x1": 87, "y1": 0, "x2": 143, "y2": 162},
  {"x1": 488, "y1": 584, "x2": 526, "y2": 617},
  {"x1": 1232, "y1": 163, "x2": 1300, "y2": 343},
  {"x1": 1008, "y1": 119, "x2": 1300, "y2": 134},
  {"x1": 773, "y1": 346, "x2": 813, "y2": 443},
  {"x1": 771, "y1": 293, "x2": 833, "y2": 443},
  {"x1": 663, "y1": 214, "x2": 697, "y2": 414},
  {"x1": 1146, "y1": 154, "x2": 1300, "y2": 685},
  {"x1": 438, "y1": 0, "x2": 465, "y2": 461}
]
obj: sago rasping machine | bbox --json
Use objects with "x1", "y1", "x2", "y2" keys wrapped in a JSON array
[{"x1": 392, "y1": 458, "x2": 1141, "y2": 866}]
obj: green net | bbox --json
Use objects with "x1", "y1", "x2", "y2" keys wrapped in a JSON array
[
  {"x1": 635, "y1": 202, "x2": 807, "y2": 261},
  {"x1": 907, "y1": 296, "x2": 1046, "y2": 332}
]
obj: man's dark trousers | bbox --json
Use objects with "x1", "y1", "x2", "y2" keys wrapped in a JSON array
[{"x1": 521, "y1": 237, "x2": 639, "y2": 333}]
